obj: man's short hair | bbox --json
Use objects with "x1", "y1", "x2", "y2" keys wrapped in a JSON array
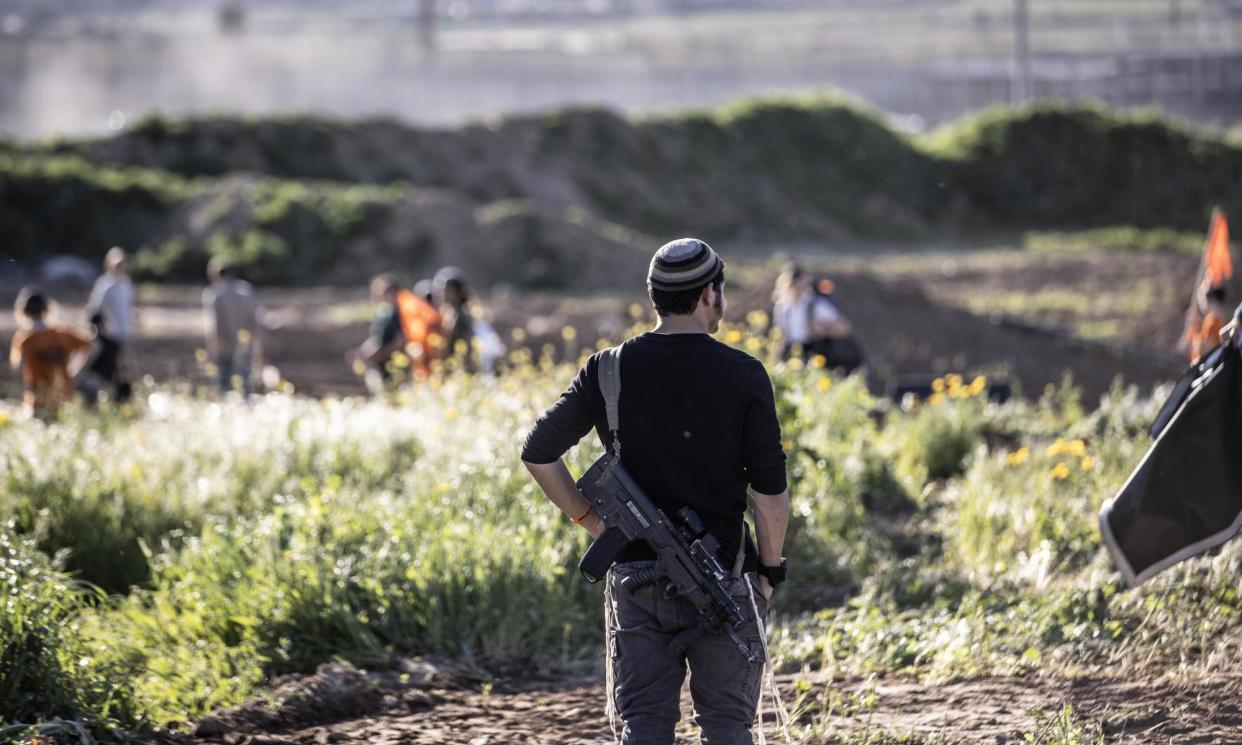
[
  {"x1": 371, "y1": 273, "x2": 400, "y2": 296},
  {"x1": 104, "y1": 246, "x2": 127, "y2": 272},
  {"x1": 15, "y1": 286, "x2": 48, "y2": 320},
  {"x1": 207, "y1": 256, "x2": 237, "y2": 281},
  {"x1": 649, "y1": 266, "x2": 725, "y2": 317}
]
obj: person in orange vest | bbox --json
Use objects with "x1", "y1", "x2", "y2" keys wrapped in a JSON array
[
  {"x1": 1190, "y1": 287, "x2": 1230, "y2": 363},
  {"x1": 9, "y1": 286, "x2": 92, "y2": 414},
  {"x1": 395, "y1": 279, "x2": 443, "y2": 379}
]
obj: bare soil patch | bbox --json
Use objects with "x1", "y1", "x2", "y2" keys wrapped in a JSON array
[
  {"x1": 0, "y1": 254, "x2": 1185, "y2": 404},
  {"x1": 169, "y1": 663, "x2": 1242, "y2": 745}
]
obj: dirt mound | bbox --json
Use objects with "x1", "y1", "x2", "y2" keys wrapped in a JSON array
[
  {"x1": 727, "y1": 269, "x2": 1182, "y2": 400},
  {"x1": 11, "y1": 100, "x2": 1242, "y2": 289},
  {"x1": 123, "y1": 176, "x2": 651, "y2": 287},
  {"x1": 61, "y1": 101, "x2": 932, "y2": 243}
]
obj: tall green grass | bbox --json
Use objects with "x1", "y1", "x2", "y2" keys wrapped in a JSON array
[
  {"x1": 0, "y1": 528, "x2": 139, "y2": 738},
  {"x1": 2, "y1": 354, "x2": 1240, "y2": 738}
]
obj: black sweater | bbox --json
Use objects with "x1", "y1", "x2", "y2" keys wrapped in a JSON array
[{"x1": 521, "y1": 331, "x2": 788, "y2": 567}]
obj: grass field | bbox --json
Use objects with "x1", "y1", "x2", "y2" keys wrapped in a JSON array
[{"x1": 2, "y1": 317, "x2": 1239, "y2": 743}]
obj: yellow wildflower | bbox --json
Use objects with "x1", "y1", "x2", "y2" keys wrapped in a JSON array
[
  {"x1": 1081, "y1": 456, "x2": 1095, "y2": 471},
  {"x1": 744, "y1": 337, "x2": 763, "y2": 353},
  {"x1": 511, "y1": 327, "x2": 527, "y2": 342},
  {"x1": 194, "y1": 348, "x2": 209, "y2": 363},
  {"x1": 1045, "y1": 438, "x2": 1067, "y2": 458},
  {"x1": 1005, "y1": 447, "x2": 1029, "y2": 466},
  {"x1": 810, "y1": 355, "x2": 827, "y2": 369},
  {"x1": 928, "y1": 392, "x2": 945, "y2": 407},
  {"x1": 787, "y1": 357, "x2": 804, "y2": 371},
  {"x1": 969, "y1": 375, "x2": 987, "y2": 396},
  {"x1": 1050, "y1": 462, "x2": 1071, "y2": 480},
  {"x1": 817, "y1": 377, "x2": 832, "y2": 393},
  {"x1": 1067, "y1": 439, "x2": 1087, "y2": 458},
  {"x1": 561, "y1": 326, "x2": 577, "y2": 341},
  {"x1": 725, "y1": 329, "x2": 744, "y2": 344},
  {"x1": 931, "y1": 377, "x2": 945, "y2": 392}
]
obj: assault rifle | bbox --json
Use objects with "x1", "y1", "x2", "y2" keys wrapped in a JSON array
[{"x1": 577, "y1": 453, "x2": 757, "y2": 662}]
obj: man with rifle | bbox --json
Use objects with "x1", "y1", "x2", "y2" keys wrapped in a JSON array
[{"x1": 522, "y1": 238, "x2": 790, "y2": 745}]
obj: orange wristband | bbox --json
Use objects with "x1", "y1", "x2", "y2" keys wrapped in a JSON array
[{"x1": 571, "y1": 505, "x2": 594, "y2": 524}]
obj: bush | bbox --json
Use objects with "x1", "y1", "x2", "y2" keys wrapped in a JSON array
[
  {"x1": 930, "y1": 103, "x2": 1242, "y2": 229},
  {"x1": 0, "y1": 527, "x2": 139, "y2": 737}
]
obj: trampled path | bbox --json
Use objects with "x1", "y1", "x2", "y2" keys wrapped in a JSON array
[{"x1": 179, "y1": 662, "x2": 1242, "y2": 745}]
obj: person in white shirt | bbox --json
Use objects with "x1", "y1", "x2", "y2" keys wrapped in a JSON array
[
  {"x1": 203, "y1": 258, "x2": 263, "y2": 395},
  {"x1": 85, "y1": 246, "x2": 136, "y2": 378},
  {"x1": 771, "y1": 263, "x2": 852, "y2": 358}
]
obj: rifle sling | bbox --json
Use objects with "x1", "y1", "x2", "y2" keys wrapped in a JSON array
[{"x1": 599, "y1": 345, "x2": 622, "y2": 455}]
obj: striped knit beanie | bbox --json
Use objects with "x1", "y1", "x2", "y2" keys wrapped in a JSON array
[{"x1": 647, "y1": 238, "x2": 724, "y2": 292}]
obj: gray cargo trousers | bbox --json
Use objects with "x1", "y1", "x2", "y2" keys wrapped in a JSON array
[{"x1": 606, "y1": 560, "x2": 769, "y2": 745}]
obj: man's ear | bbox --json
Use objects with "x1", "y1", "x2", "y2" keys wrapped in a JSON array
[{"x1": 699, "y1": 284, "x2": 714, "y2": 309}]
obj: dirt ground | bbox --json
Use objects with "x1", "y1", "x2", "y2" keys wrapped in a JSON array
[
  {"x1": 170, "y1": 661, "x2": 1242, "y2": 745},
  {"x1": 0, "y1": 248, "x2": 1192, "y2": 403}
]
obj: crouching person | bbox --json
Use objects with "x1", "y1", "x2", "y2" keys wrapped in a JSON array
[{"x1": 521, "y1": 238, "x2": 790, "y2": 745}]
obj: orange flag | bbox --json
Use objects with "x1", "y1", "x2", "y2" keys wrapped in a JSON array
[{"x1": 1202, "y1": 208, "x2": 1232, "y2": 290}]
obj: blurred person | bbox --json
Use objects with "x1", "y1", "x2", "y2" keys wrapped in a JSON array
[
  {"x1": 85, "y1": 247, "x2": 135, "y2": 369},
  {"x1": 203, "y1": 258, "x2": 262, "y2": 396},
  {"x1": 394, "y1": 279, "x2": 443, "y2": 380},
  {"x1": 1189, "y1": 287, "x2": 1229, "y2": 364},
  {"x1": 413, "y1": 278, "x2": 438, "y2": 306},
  {"x1": 522, "y1": 238, "x2": 789, "y2": 745},
  {"x1": 9, "y1": 286, "x2": 91, "y2": 413},
  {"x1": 77, "y1": 312, "x2": 132, "y2": 406},
  {"x1": 771, "y1": 263, "x2": 862, "y2": 373},
  {"x1": 347, "y1": 273, "x2": 407, "y2": 393},
  {"x1": 471, "y1": 310, "x2": 507, "y2": 375},
  {"x1": 434, "y1": 267, "x2": 477, "y2": 373},
  {"x1": 1183, "y1": 208, "x2": 1233, "y2": 363}
]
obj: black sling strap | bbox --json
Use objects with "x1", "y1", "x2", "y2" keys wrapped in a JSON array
[{"x1": 599, "y1": 345, "x2": 622, "y2": 457}]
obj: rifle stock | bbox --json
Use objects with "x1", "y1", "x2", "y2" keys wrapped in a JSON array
[{"x1": 580, "y1": 527, "x2": 628, "y2": 583}]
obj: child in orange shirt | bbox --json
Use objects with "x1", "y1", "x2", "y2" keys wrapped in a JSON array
[{"x1": 9, "y1": 287, "x2": 91, "y2": 413}]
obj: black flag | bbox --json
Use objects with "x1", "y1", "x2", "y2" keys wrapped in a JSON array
[{"x1": 1100, "y1": 341, "x2": 1242, "y2": 585}]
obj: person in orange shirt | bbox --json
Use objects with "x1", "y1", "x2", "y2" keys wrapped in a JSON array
[
  {"x1": 1192, "y1": 287, "x2": 1230, "y2": 363},
  {"x1": 9, "y1": 287, "x2": 91, "y2": 413}
]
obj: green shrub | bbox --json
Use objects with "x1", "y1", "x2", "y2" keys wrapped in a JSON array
[
  {"x1": 930, "y1": 103, "x2": 1242, "y2": 229},
  {"x1": 0, "y1": 527, "x2": 139, "y2": 736}
]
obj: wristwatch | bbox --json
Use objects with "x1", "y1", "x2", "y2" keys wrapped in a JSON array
[{"x1": 757, "y1": 558, "x2": 788, "y2": 586}]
